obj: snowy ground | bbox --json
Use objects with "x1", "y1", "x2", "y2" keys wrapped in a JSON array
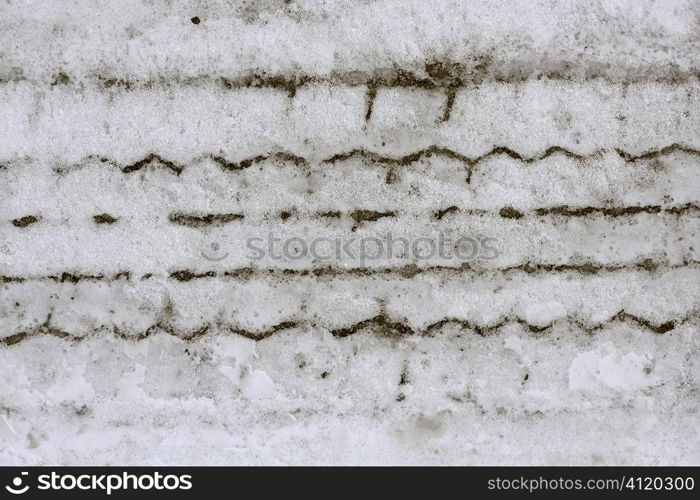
[{"x1": 1, "y1": 0, "x2": 699, "y2": 465}]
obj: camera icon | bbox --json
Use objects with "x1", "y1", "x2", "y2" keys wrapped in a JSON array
[
  {"x1": 201, "y1": 239, "x2": 229, "y2": 262},
  {"x1": 5, "y1": 472, "x2": 29, "y2": 494}
]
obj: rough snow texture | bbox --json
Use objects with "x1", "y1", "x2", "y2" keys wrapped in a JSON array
[{"x1": 1, "y1": 0, "x2": 699, "y2": 465}]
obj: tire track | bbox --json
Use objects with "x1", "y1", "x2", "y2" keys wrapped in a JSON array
[
  {"x1": 6, "y1": 64, "x2": 699, "y2": 124},
  {"x1": 5, "y1": 63, "x2": 698, "y2": 91},
  {"x1": 2, "y1": 260, "x2": 697, "y2": 284},
  {"x1": 15, "y1": 144, "x2": 696, "y2": 184},
  {"x1": 6, "y1": 205, "x2": 700, "y2": 228},
  {"x1": 2, "y1": 310, "x2": 696, "y2": 346}
]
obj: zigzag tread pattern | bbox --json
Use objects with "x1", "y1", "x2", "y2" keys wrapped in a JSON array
[{"x1": 2, "y1": 311, "x2": 696, "y2": 346}]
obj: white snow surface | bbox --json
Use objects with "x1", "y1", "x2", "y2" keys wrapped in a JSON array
[{"x1": 0, "y1": 0, "x2": 698, "y2": 465}]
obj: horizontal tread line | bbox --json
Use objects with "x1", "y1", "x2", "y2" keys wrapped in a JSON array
[
  {"x1": 2, "y1": 260, "x2": 697, "y2": 284},
  {"x1": 6, "y1": 204, "x2": 700, "y2": 227},
  {"x1": 4, "y1": 63, "x2": 699, "y2": 91}
]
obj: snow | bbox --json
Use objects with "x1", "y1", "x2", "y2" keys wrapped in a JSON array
[{"x1": 0, "y1": 0, "x2": 698, "y2": 465}]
